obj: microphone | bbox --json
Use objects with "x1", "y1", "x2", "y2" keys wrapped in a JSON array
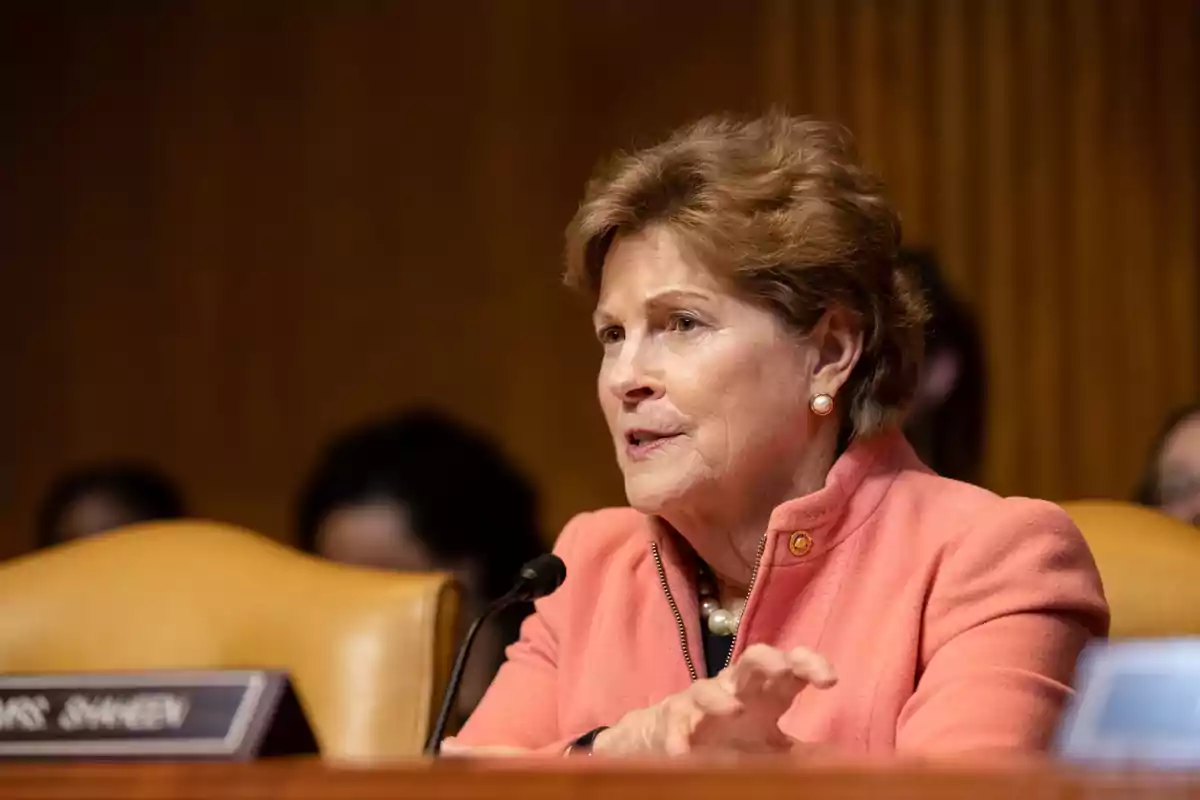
[{"x1": 424, "y1": 553, "x2": 567, "y2": 756}]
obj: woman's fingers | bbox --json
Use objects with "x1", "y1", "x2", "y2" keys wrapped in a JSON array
[
  {"x1": 689, "y1": 679, "x2": 745, "y2": 715},
  {"x1": 713, "y1": 645, "x2": 837, "y2": 724},
  {"x1": 783, "y1": 646, "x2": 837, "y2": 688},
  {"x1": 663, "y1": 700, "x2": 699, "y2": 756},
  {"x1": 662, "y1": 724, "x2": 691, "y2": 756},
  {"x1": 728, "y1": 645, "x2": 837, "y2": 695},
  {"x1": 726, "y1": 645, "x2": 794, "y2": 699},
  {"x1": 657, "y1": 675, "x2": 751, "y2": 755},
  {"x1": 720, "y1": 647, "x2": 776, "y2": 696},
  {"x1": 634, "y1": 645, "x2": 836, "y2": 756},
  {"x1": 738, "y1": 643, "x2": 792, "y2": 674}
]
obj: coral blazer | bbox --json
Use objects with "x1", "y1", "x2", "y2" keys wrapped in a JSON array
[{"x1": 457, "y1": 430, "x2": 1109, "y2": 755}]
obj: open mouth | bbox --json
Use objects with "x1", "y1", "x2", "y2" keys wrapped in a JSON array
[{"x1": 624, "y1": 430, "x2": 682, "y2": 457}]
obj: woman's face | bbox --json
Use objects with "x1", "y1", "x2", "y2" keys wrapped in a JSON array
[
  {"x1": 315, "y1": 500, "x2": 435, "y2": 572},
  {"x1": 56, "y1": 491, "x2": 144, "y2": 542},
  {"x1": 1158, "y1": 413, "x2": 1200, "y2": 526},
  {"x1": 594, "y1": 226, "x2": 838, "y2": 515}
]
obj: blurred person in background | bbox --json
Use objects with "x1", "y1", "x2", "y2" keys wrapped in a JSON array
[
  {"x1": 296, "y1": 408, "x2": 546, "y2": 726},
  {"x1": 36, "y1": 462, "x2": 187, "y2": 549},
  {"x1": 1135, "y1": 403, "x2": 1200, "y2": 526},
  {"x1": 900, "y1": 248, "x2": 987, "y2": 486}
]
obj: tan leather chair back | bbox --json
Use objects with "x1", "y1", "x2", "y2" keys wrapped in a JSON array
[
  {"x1": 0, "y1": 520, "x2": 459, "y2": 760},
  {"x1": 1061, "y1": 500, "x2": 1200, "y2": 638}
]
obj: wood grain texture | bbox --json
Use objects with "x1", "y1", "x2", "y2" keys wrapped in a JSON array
[
  {"x1": 0, "y1": 760, "x2": 1199, "y2": 800},
  {"x1": 1, "y1": 1, "x2": 1196, "y2": 554}
]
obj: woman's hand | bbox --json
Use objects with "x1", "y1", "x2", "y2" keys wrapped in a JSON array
[{"x1": 593, "y1": 644, "x2": 836, "y2": 757}]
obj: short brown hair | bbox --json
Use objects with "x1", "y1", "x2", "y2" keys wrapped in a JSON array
[{"x1": 564, "y1": 111, "x2": 927, "y2": 435}]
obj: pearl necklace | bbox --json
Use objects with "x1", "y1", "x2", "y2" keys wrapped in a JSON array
[{"x1": 697, "y1": 562, "x2": 745, "y2": 637}]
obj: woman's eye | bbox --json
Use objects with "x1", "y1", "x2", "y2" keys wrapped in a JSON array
[
  {"x1": 597, "y1": 325, "x2": 624, "y2": 345},
  {"x1": 668, "y1": 313, "x2": 701, "y2": 333}
]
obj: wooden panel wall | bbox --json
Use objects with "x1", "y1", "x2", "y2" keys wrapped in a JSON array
[
  {"x1": 762, "y1": 0, "x2": 1200, "y2": 501},
  {"x1": 1, "y1": 0, "x2": 1196, "y2": 555}
]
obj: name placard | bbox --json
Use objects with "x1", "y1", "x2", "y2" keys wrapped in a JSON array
[
  {"x1": 0, "y1": 670, "x2": 318, "y2": 760},
  {"x1": 1056, "y1": 639, "x2": 1200, "y2": 769}
]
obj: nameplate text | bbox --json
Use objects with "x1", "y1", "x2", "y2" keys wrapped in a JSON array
[{"x1": 0, "y1": 671, "x2": 317, "y2": 760}]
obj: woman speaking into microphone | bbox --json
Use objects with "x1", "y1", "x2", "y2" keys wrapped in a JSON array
[{"x1": 448, "y1": 112, "x2": 1108, "y2": 757}]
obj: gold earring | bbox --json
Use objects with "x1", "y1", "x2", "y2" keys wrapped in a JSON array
[{"x1": 810, "y1": 393, "x2": 834, "y2": 416}]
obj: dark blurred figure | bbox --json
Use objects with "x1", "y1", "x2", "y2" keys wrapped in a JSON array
[
  {"x1": 36, "y1": 462, "x2": 187, "y2": 549},
  {"x1": 1135, "y1": 403, "x2": 1200, "y2": 526},
  {"x1": 901, "y1": 248, "x2": 988, "y2": 485},
  {"x1": 296, "y1": 408, "x2": 546, "y2": 724}
]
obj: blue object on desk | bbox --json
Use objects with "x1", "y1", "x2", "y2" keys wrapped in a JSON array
[{"x1": 1056, "y1": 638, "x2": 1200, "y2": 768}]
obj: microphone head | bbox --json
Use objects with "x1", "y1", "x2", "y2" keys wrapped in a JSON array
[{"x1": 514, "y1": 554, "x2": 567, "y2": 601}]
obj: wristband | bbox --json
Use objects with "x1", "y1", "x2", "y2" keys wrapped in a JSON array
[{"x1": 565, "y1": 726, "x2": 608, "y2": 756}]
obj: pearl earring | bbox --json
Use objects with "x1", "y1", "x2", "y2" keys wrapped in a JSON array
[{"x1": 810, "y1": 393, "x2": 834, "y2": 416}]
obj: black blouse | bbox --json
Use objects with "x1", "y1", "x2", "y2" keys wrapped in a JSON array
[{"x1": 700, "y1": 618, "x2": 734, "y2": 677}]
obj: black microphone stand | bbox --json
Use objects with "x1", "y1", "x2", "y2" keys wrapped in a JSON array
[
  {"x1": 424, "y1": 553, "x2": 565, "y2": 757},
  {"x1": 423, "y1": 594, "x2": 518, "y2": 756}
]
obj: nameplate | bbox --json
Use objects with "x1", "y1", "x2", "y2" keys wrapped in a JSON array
[
  {"x1": 1056, "y1": 639, "x2": 1200, "y2": 768},
  {"x1": 0, "y1": 670, "x2": 318, "y2": 760}
]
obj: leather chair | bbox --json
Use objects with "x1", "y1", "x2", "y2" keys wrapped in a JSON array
[
  {"x1": 1061, "y1": 500, "x2": 1200, "y2": 638},
  {"x1": 0, "y1": 520, "x2": 459, "y2": 760}
]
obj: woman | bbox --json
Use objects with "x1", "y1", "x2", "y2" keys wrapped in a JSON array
[
  {"x1": 450, "y1": 113, "x2": 1107, "y2": 757},
  {"x1": 36, "y1": 462, "x2": 187, "y2": 549},
  {"x1": 1134, "y1": 403, "x2": 1200, "y2": 526},
  {"x1": 900, "y1": 248, "x2": 987, "y2": 486},
  {"x1": 296, "y1": 408, "x2": 546, "y2": 724}
]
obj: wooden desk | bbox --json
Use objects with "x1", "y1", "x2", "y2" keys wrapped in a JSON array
[{"x1": 0, "y1": 760, "x2": 1197, "y2": 799}]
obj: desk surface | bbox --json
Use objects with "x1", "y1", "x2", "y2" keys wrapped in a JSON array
[{"x1": 0, "y1": 760, "x2": 1198, "y2": 800}]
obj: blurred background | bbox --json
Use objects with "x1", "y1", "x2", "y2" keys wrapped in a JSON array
[{"x1": 2, "y1": 0, "x2": 1196, "y2": 556}]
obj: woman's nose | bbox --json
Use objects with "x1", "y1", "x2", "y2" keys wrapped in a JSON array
[
  {"x1": 606, "y1": 348, "x2": 664, "y2": 406},
  {"x1": 614, "y1": 380, "x2": 659, "y2": 404}
]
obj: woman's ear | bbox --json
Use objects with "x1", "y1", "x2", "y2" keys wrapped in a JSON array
[{"x1": 809, "y1": 308, "x2": 863, "y2": 397}]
